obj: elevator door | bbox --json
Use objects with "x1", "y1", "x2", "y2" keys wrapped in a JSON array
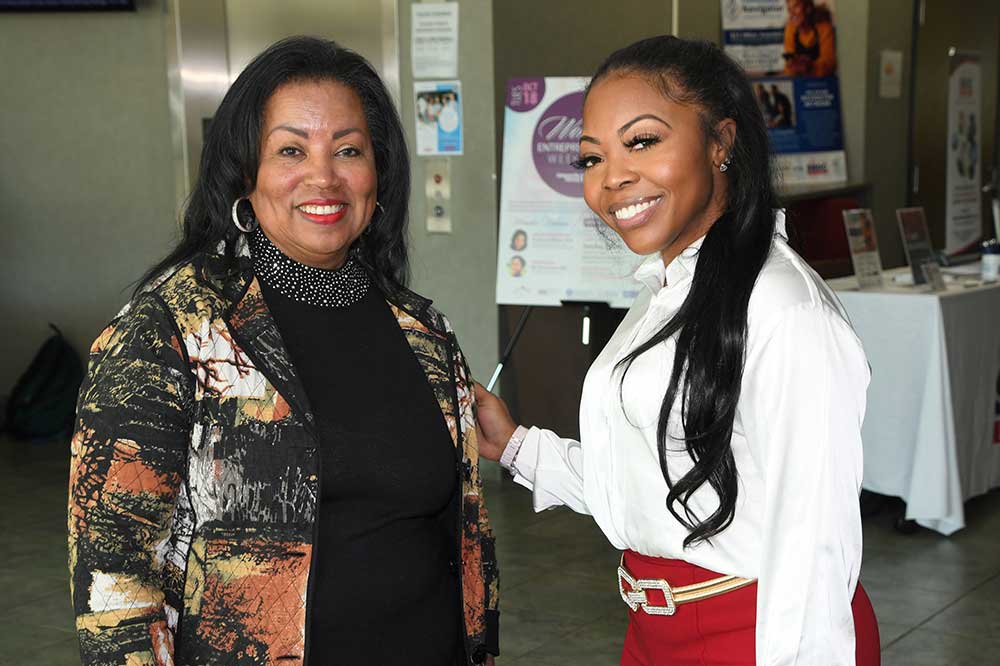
[{"x1": 225, "y1": 0, "x2": 398, "y2": 101}]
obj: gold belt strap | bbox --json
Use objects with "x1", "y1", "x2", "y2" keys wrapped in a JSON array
[{"x1": 617, "y1": 553, "x2": 756, "y2": 616}]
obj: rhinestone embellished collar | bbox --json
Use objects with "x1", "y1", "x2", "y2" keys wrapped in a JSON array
[{"x1": 250, "y1": 226, "x2": 370, "y2": 308}]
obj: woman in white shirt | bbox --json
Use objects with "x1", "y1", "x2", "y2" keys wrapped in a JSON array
[{"x1": 475, "y1": 36, "x2": 880, "y2": 665}]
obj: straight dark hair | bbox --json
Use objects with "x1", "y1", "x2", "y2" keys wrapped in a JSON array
[
  {"x1": 592, "y1": 36, "x2": 779, "y2": 547},
  {"x1": 137, "y1": 36, "x2": 410, "y2": 296}
]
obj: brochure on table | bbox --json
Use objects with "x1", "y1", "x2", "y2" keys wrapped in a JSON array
[
  {"x1": 896, "y1": 207, "x2": 936, "y2": 285},
  {"x1": 842, "y1": 208, "x2": 883, "y2": 289},
  {"x1": 495, "y1": 77, "x2": 640, "y2": 308},
  {"x1": 721, "y1": 0, "x2": 847, "y2": 185}
]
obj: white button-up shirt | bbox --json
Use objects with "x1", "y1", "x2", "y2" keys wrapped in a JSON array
[{"x1": 510, "y1": 213, "x2": 870, "y2": 665}]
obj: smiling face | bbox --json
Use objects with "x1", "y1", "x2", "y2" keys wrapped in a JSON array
[
  {"x1": 577, "y1": 73, "x2": 732, "y2": 264},
  {"x1": 249, "y1": 79, "x2": 377, "y2": 270},
  {"x1": 512, "y1": 231, "x2": 527, "y2": 251}
]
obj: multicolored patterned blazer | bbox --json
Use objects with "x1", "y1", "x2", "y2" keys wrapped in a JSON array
[{"x1": 68, "y1": 249, "x2": 499, "y2": 665}]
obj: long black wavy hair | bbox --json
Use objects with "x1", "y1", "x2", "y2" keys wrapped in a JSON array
[
  {"x1": 137, "y1": 36, "x2": 410, "y2": 295},
  {"x1": 591, "y1": 36, "x2": 779, "y2": 547}
]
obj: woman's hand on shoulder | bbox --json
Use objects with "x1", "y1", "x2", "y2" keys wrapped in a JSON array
[{"x1": 473, "y1": 382, "x2": 518, "y2": 462}]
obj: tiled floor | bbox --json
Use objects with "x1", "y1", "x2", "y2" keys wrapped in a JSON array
[{"x1": 3, "y1": 436, "x2": 999, "y2": 665}]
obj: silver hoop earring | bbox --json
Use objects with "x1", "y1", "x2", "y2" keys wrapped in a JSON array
[
  {"x1": 375, "y1": 200, "x2": 386, "y2": 216},
  {"x1": 231, "y1": 197, "x2": 258, "y2": 233}
]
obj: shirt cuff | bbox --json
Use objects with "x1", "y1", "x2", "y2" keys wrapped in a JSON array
[{"x1": 510, "y1": 427, "x2": 541, "y2": 487}]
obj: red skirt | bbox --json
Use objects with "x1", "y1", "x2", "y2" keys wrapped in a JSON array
[{"x1": 620, "y1": 551, "x2": 880, "y2": 666}]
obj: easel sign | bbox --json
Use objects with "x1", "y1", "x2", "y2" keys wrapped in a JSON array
[{"x1": 495, "y1": 77, "x2": 641, "y2": 309}]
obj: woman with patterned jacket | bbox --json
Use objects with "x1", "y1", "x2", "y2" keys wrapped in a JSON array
[{"x1": 68, "y1": 37, "x2": 498, "y2": 666}]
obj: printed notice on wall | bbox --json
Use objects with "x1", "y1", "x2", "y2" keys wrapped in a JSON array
[
  {"x1": 414, "y1": 81, "x2": 463, "y2": 156},
  {"x1": 495, "y1": 77, "x2": 640, "y2": 308},
  {"x1": 721, "y1": 0, "x2": 847, "y2": 185},
  {"x1": 879, "y1": 50, "x2": 903, "y2": 99},
  {"x1": 412, "y1": 3, "x2": 458, "y2": 79}
]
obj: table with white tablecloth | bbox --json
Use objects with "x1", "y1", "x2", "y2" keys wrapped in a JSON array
[{"x1": 829, "y1": 268, "x2": 1000, "y2": 535}]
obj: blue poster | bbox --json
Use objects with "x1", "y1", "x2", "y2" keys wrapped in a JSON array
[
  {"x1": 414, "y1": 80, "x2": 463, "y2": 155},
  {"x1": 721, "y1": 0, "x2": 847, "y2": 183}
]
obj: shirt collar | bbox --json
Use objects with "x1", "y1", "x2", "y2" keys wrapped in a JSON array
[
  {"x1": 634, "y1": 234, "x2": 705, "y2": 295},
  {"x1": 774, "y1": 208, "x2": 788, "y2": 240},
  {"x1": 632, "y1": 209, "x2": 786, "y2": 295}
]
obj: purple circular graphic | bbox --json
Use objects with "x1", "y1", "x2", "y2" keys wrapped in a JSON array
[
  {"x1": 506, "y1": 78, "x2": 546, "y2": 112},
  {"x1": 532, "y1": 91, "x2": 585, "y2": 198}
]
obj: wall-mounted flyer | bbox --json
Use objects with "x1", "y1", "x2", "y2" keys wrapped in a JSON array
[
  {"x1": 721, "y1": 0, "x2": 847, "y2": 184},
  {"x1": 495, "y1": 77, "x2": 640, "y2": 308},
  {"x1": 411, "y1": 2, "x2": 458, "y2": 78},
  {"x1": 842, "y1": 208, "x2": 883, "y2": 289},
  {"x1": 896, "y1": 207, "x2": 936, "y2": 285},
  {"x1": 414, "y1": 80, "x2": 463, "y2": 156}
]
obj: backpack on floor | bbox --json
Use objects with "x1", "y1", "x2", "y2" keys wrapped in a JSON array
[{"x1": 4, "y1": 324, "x2": 84, "y2": 440}]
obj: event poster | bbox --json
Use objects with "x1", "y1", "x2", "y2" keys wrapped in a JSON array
[
  {"x1": 721, "y1": 0, "x2": 847, "y2": 184},
  {"x1": 945, "y1": 51, "x2": 983, "y2": 255},
  {"x1": 414, "y1": 81, "x2": 463, "y2": 156},
  {"x1": 842, "y1": 208, "x2": 883, "y2": 289},
  {"x1": 495, "y1": 77, "x2": 640, "y2": 308}
]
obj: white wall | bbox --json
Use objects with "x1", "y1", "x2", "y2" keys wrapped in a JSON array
[{"x1": 0, "y1": 1, "x2": 178, "y2": 395}]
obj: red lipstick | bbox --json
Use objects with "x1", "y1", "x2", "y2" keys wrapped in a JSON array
[{"x1": 297, "y1": 199, "x2": 348, "y2": 225}]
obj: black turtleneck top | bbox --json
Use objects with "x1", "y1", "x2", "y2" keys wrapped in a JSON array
[{"x1": 251, "y1": 230, "x2": 464, "y2": 665}]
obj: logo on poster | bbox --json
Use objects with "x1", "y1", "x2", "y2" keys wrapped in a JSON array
[
  {"x1": 507, "y1": 78, "x2": 546, "y2": 112},
  {"x1": 533, "y1": 91, "x2": 585, "y2": 197},
  {"x1": 807, "y1": 161, "x2": 830, "y2": 175}
]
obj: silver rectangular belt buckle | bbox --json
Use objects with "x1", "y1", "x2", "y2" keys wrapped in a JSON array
[{"x1": 618, "y1": 564, "x2": 677, "y2": 616}]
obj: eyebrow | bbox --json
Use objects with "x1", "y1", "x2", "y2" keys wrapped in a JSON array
[
  {"x1": 579, "y1": 113, "x2": 672, "y2": 146},
  {"x1": 267, "y1": 125, "x2": 364, "y2": 141},
  {"x1": 619, "y1": 113, "x2": 671, "y2": 135}
]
